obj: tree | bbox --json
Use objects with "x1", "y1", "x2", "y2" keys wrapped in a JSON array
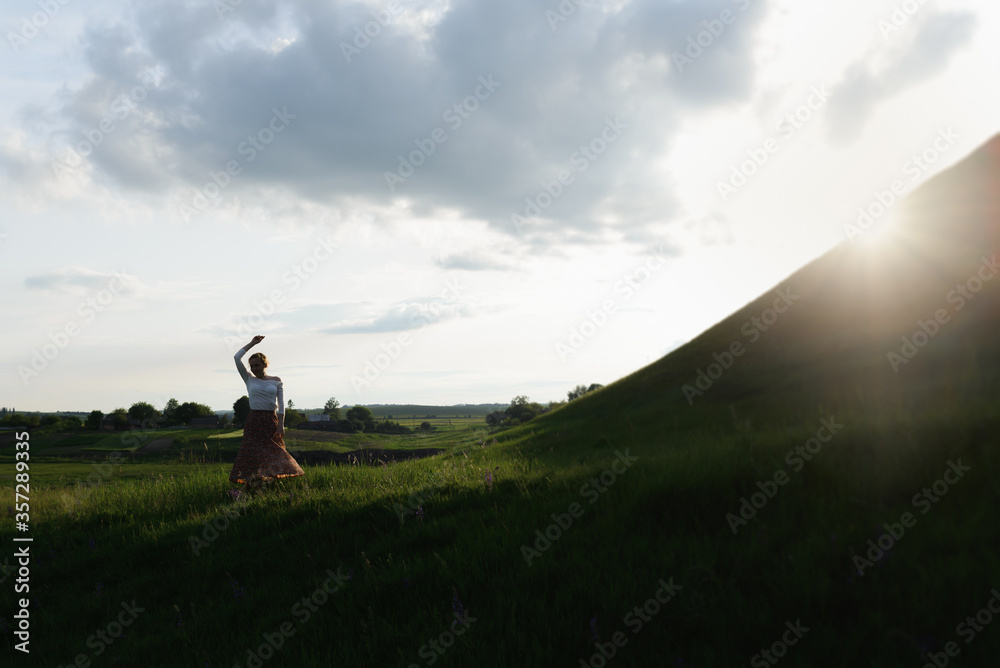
[
  {"x1": 174, "y1": 402, "x2": 214, "y2": 426},
  {"x1": 110, "y1": 408, "x2": 129, "y2": 431},
  {"x1": 233, "y1": 396, "x2": 250, "y2": 428},
  {"x1": 346, "y1": 405, "x2": 375, "y2": 432},
  {"x1": 505, "y1": 396, "x2": 542, "y2": 425},
  {"x1": 128, "y1": 401, "x2": 160, "y2": 424},
  {"x1": 323, "y1": 397, "x2": 341, "y2": 421},
  {"x1": 2, "y1": 413, "x2": 39, "y2": 428},
  {"x1": 567, "y1": 383, "x2": 604, "y2": 401},
  {"x1": 163, "y1": 398, "x2": 180, "y2": 426},
  {"x1": 375, "y1": 420, "x2": 410, "y2": 434},
  {"x1": 219, "y1": 413, "x2": 231, "y2": 428},
  {"x1": 283, "y1": 408, "x2": 305, "y2": 429},
  {"x1": 419, "y1": 421, "x2": 433, "y2": 431},
  {"x1": 87, "y1": 410, "x2": 103, "y2": 430}
]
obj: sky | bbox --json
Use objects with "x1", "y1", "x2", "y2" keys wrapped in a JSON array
[{"x1": 1, "y1": 0, "x2": 998, "y2": 414}]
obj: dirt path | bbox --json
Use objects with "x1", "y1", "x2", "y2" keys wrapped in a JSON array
[{"x1": 134, "y1": 437, "x2": 176, "y2": 454}]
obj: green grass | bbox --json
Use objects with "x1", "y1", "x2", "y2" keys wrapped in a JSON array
[{"x1": 3, "y1": 386, "x2": 998, "y2": 666}]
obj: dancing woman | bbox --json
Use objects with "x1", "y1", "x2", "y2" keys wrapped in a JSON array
[{"x1": 230, "y1": 335, "x2": 304, "y2": 491}]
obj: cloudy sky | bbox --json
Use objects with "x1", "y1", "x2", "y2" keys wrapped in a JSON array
[{"x1": 2, "y1": 0, "x2": 998, "y2": 414}]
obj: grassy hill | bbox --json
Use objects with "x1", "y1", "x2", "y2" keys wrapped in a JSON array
[{"x1": 2, "y1": 137, "x2": 998, "y2": 666}]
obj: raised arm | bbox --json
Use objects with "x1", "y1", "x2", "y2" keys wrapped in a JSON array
[
  {"x1": 234, "y1": 347, "x2": 249, "y2": 383},
  {"x1": 235, "y1": 335, "x2": 265, "y2": 383}
]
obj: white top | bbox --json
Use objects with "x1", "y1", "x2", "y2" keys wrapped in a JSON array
[{"x1": 235, "y1": 347, "x2": 284, "y2": 414}]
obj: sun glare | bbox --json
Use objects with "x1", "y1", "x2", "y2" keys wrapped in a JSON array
[{"x1": 859, "y1": 208, "x2": 901, "y2": 249}]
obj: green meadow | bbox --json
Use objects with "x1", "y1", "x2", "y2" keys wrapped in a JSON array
[{"x1": 3, "y1": 371, "x2": 999, "y2": 667}]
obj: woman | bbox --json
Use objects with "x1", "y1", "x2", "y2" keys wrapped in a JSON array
[{"x1": 230, "y1": 335, "x2": 305, "y2": 491}]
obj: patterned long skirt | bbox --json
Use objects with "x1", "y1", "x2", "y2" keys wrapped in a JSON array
[{"x1": 229, "y1": 410, "x2": 305, "y2": 484}]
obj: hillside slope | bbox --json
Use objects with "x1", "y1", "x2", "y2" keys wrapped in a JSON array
[{"x1": 544, "y1": 133, "x2": 1000, "y2": 435}]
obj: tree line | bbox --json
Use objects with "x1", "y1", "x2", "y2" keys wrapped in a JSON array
[
  {"x1": 1, "y1": 383, "x2": 603, "y2": 434},
  {"x1": 486, "y1": 383, "x2": 604, "y2": 428}
]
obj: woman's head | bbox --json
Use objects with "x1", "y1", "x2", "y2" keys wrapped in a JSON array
[{"x1": 249, "y1": 352, "x2": 269, "y2": 377}]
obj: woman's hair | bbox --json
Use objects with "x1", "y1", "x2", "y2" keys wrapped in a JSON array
[{"x1": 249, "y1": 352, "x2": 269, "y2": 368}]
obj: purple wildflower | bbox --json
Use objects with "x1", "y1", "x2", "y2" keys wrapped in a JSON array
[
  {"x1": 416, "y1": 506, "x2": 424, "y2": 522},
  {"x1": 230, "y1": 578, "x2": 245, "y2": 602},
  {"x1": 589, "y1": 613, "x2": 599, "y2": 642},
  {"x1": 451, "y1": 587, "x2": 470, "y2": 624}
]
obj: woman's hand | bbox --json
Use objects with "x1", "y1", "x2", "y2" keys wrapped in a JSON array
[
  {"x1": 248, "y1": 335, "x2": 265, "y2": 347},
  {"x1": 277, "y1": 423, "x2": 285, "y2": 437}
]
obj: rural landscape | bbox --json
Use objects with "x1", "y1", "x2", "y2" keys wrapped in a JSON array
[
  {"x1": 2, "y1": 135, "x2": 999, "y2": 666},
  {"x1": 3, "y1": 1, "x2": 999, "y2": 666}
]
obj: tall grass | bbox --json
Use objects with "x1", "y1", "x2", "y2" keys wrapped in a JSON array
[{"x1": 2, "y1": 389, "x2": 998, "y2": 665}]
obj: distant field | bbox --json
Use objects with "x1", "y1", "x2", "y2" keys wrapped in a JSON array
[
  {"x1": 0, "y1": 424, "x2": 481, "y2": 487},
  {"x1": 18, "y1": 427, "x2": 239, "y2": 454},
  {"x1": 374, "y1": 415, "x2": 487, "y2": 429}
]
